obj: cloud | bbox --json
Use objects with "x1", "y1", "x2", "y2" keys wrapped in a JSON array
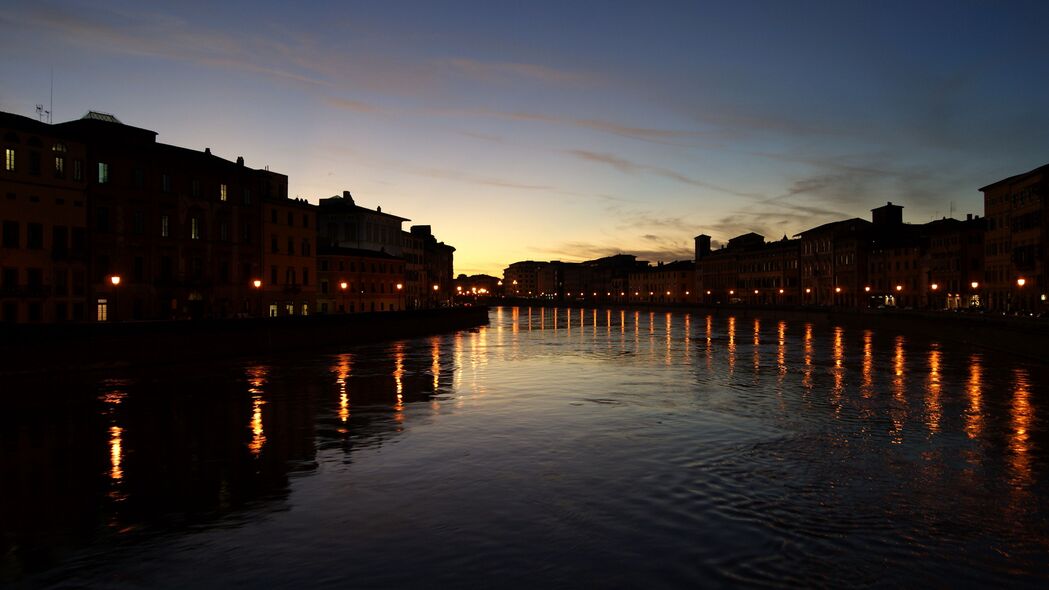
[
  {"x1": 409, "y1": 166, "x2": 552, "y2": 191},
  {"x1": 438, "y1": 58, "x2": 597, "y2": 87},
  {"x1": 568, "y1": 149, "x2": 763, "y2": 198},
  {"x1": 326, "y1": 97, "x2": 387, "y2": 114}
]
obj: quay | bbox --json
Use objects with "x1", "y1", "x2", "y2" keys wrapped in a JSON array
[{"x1": 0, "y1": 306, "x2": 490, "y2": 376}]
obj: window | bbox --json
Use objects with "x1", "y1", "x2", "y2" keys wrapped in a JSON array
[
  {"x1": 287, "y1": 237, "x2": 294, "y2": 255},
  {"x1": 54, "y1": 269, "x2": 68, "y2": 296},
  {"x1": 191, "y1": 180, "x2": 200, "y2": 197},
  {"x1": 219, "y1": 183, "x2": 227, "y2": 201},
  {"x1": 303, "y1": 268, "x2": 309, "y2": 286},
  {"x1": 54, "y1": 156, "x2": 64, "y2": 178},
  {"x1": 287, "y1": 211, "x2": 293, "y2": 226},
  {"x1": 271, "y1": 235, "x2": 278, "y2": 253},
  {"x1": 96, "y1": 298, "x2": 108, "y2": 322},
  {"x1": 242, "y1": 188, "x2": 251, "y2": 205},
  {"x1": 303, "y1": 214, "x2": 309, "y2": 228},
  {"x1": 53, "y1": 226, "x2": 68, "y2": 257},
  {"x1": 162, "y1": 174, "x2": 172, "y2": 192},
  {"x1": 133, "y1": 168, "x2": 144, "y2": 188},
  {"x1": 98, "y1": 162, "x2": 109, "y2": 184},
  {"x1": 161, "y1": 214, "x2": 170, "y2": 237},
  {"x1": 190, "y1": 217, "x2": 201, "y2": 239},
  {"x1": 286, "y1": 268, "x2": 296, "y2": 285},
  {"x1": 29, "y1": 151, "x2": 40, "y2": 176},
  {"x1": 96, "y1": 206, "x2": 110, "y2": 232},
  {"x1": 271, "y1": 209, "x2": 277, "y2": 223},
  {"x1": 133, "y1": 256, "x2": 144, "y2": 281},
  {"x1": 219, "y1": 220, "x2": 229, "y2": 241},
  {"x1": 73, "y1": 159, "x2": 83, "y2": 181},
  {"x1": 26, "y1": 223, "x2": 43, "y2": 249},
  {"x1": 2, "y1": 221, "x2": 19, "y2": 248},
  {"x1": 4, "y1": 148, "x2": 13, "y2": 171},
  {"x1": 271, "y1": 265, "x2": 278, "y2": 285},
  {"x1": 302, "y1": 240, "x2": 311, "y2": 256},
  {"x1": 132, "y1": 210, "x2": 145, "y2": 234}
]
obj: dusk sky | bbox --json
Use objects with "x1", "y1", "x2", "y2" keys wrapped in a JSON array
[{"x1": 3, "y1": 0, "x2": 1047, "y2": 276}]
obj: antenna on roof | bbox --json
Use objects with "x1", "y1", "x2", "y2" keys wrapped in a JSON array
[
  {"x1": 35, "y1": 104, "x2": 50, "y2": 123},
  {"x1": 49, "y1": 67, "x2": 53, "y2": 124}
]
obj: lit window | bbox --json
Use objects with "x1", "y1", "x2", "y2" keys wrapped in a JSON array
[
  {"x1": 4, "y1": 148, "x2": 13, "y2": 171},
  {"x1": 160, "y1": 215, "x2": 170, "y2": 237},
  {"x1": 96, "y1": 298, "x2": 108, "y2": 322},
  {"x1": 73, "y1": 160, "x2": 83, "y2": 181},
  {"x1": 97, "y1": 162, "x2": 109, "y2": 183},
  {"x1": 191, "y1": 217, "x2": 200, "y2": 240},
  {"x1": 54, "y1": 156, "x2": 64, "y2": 177},
  {"x1": 219, "y1": 184, "x2": 227, "y2": 201}
]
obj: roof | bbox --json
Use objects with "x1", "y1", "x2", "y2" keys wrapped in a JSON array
[
  {"x1": 82, "y1": 111, "x2": 122, "y2": 123},
  {"x1": 795, "y1": 217, "x2": 872, "y2": 237},
  {"x1": 979, "y1": 161, "x2": 1049, "y2": 192}
]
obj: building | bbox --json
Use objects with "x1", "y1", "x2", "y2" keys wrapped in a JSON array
[
  {"x1": 798, "y1": 218, "x2": 872, "y2": 307},
  {"x1": 316, "y1": 245, "x2": 405, "y2": 313},
  {"x1": 54, "y1": 111, "x2": 287, "y2": 320},
  {"x1": 261, "y1": 196, "x2": 317, "y2": 317},
  {"x1": 980, "y1": 163, "x2": 1048, "y2": 313},
  {"x1": 409, "y1": 225, "x2": 455, "y2": 308},
  {"x1": 628, "y1": 260, "x2": 694, "y2": 304},
  {"x1": 1, "y1": 112, "x2": 89, "y2": 322},
  {"x1": 318, "y1": 191, "x2": 408, "y2": 257},
  {"x1": 924, "y1": 215, "x2": 985, "y2": 309}
]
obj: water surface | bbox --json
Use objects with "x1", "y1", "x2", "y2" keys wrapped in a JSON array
[{"x1": 3, "y1": 307, "x2": 1048, "y2": 588}]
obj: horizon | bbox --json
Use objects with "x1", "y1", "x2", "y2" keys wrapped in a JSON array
[{"x1": 3, "y1": 0, "x2": 1047, "y2": 276}]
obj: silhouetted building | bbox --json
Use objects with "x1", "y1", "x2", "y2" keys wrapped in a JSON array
[
  {"x1": 318, "y1": 191, "x2": 407, "y2": 256},
  {"x1": 261, "y1": 197, "x2": 317, "y2": 317},
  {"x1": 454, "y1": 273, "x2": 502, "y2": 298},
  {"x1": 980, "y1": 163, "x2": 1048, "y2": 313},
  {"x1": 1, "y1": 112, "x2": 89, "y2": 323},
  {"x1": 316, "y1": 245, "x2": 405, "y2": 313},
  {"x1": 629, "y1": 260, "x2": 694, "y2": 304},
  {"x1": 53, "y1": 111, "x2": 287, "y2": 320},
  {"x1": 923, "y1": 214, "x2": 985, "y2": 310},
  {"x1": 798, "y1": 218, "x2": 872, "y2": 307}
]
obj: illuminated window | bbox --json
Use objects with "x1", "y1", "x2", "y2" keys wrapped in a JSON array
[
  {"x1": 97, "y1": 162, "x2": 110, "y2": 184},
  {"x1": 219, "y1": 183, "x2": 227, "y2": 201},
  {"x1": 73, "y1": 159, "x2": 82, "y2": 181},
  {"x1": 4, "y1": 148, "x2": 13, "y2": 171},
  {"x1": 96, "y1": 298, "x2": 108, "y2": 322},
  {"x1": 190, "y1": 217, "x2": 201, "y2": 240},
  {"x1": 160, "y1": 214, "x2": 170, "y2": 237},
  {"x1": 54, "y1": 156, "x2": 64, "y2": 177}
]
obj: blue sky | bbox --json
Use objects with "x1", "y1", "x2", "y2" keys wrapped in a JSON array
[{"x1": 3, "y1": 0, "x2": 1047, "y2": 275}]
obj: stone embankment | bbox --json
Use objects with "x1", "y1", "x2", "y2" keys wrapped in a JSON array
[{"x1": 0, "y1": 306, "x2": 490, "y2": 376}]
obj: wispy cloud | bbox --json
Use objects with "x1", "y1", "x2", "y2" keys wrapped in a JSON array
[
  {"x1": 569, "y1": 149, "x2": 763, "y2": 199},
  {"x1": 410, "y1": 166, "x2": 552, "y2": 191},
  {"x1": 437, "y1": 58, "x2": 598, "y2": 87}
]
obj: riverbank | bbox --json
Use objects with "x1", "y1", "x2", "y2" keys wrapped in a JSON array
[
  {"x1": 0, "y1": 306, "x2": 490, "y2": 376},
  {"x1": 495, "y1": 298, "x2": 1049, "y2": 363}
]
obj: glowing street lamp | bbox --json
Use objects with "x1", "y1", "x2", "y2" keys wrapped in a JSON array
[
  {"x1": 895, "y1": 285, "x2": 903, "y2": 292},
  {"x1": 1017, "y1": 277, "x2": 1027, "y2": 287},
  {"x1": 252, "y1": 279, "x2": 262, "y2": 289},
  {"x1": 109, "y1": 275, "x2": 121, "y2": 286}
]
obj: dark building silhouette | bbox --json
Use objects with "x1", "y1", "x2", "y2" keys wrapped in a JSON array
[
  {"x1": 0, "y1": 110, "x2": 456, "y2": 323},
  {"x1": 1, "y1": 112, "x2": 89, "y2": 323},
  {"x1": 980, "y1": 163, "x2": 1047, "y2": 313}
]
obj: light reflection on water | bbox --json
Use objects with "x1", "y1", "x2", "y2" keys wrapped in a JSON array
[{"x1": 2, "y1": 306, "x2": 1049, "y2": 588}]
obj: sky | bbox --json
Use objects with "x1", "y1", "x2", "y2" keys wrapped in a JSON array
[{"x1": 2, "y1": 0, "x2": 1048, "y2": 276}]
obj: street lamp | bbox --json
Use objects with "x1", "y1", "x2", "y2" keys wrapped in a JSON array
[
  {"x1": 108, "y1": 275, "x2": 121, "y2": 322},
  {"x1": 252, "y1": 279, "x2": 262, "y2": 317},
  {"x1": 340, "y1": 281, "x2": 348, "y2": 313}
]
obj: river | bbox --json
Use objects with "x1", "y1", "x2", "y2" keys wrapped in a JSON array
[{"x1": 2, "y1": 307, "x2": 1048, "y2": 588}]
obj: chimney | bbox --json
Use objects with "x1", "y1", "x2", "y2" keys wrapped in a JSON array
[
  {"x1": 966, "y1": 213, "x2": 973, "y2": 221},
  {"x1": 204, "y1": 147, "x2": 211, "y2": 155},
  {"x1": 236, "y1": 156, "x2": 244, "y2": 166}
]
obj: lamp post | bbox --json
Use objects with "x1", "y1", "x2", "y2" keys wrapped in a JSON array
[
  {"x1": 109, "y1": 275, "x2": 121, "y2": 322},
  {"x1": 930, "y1": 283, "x2": 939, "y2": 311},
  {"x1": 252, "y1": 279, "x2": 262, "y2": 318},
  {"x1": 339, "y1": 281, "x2": 349, "y2": 313},
  {"x1": 433, "y1": 283, "x2": 439, "y2": 308},
  {"x1": 396, "y1": 283, "x2": 403, "y2": 311},
  {"x1": 970, "y1": 281, "x2": 979, "y2": 309},
  {"x1": 1017, "y1": 277, "x2": 1027, "y2": 313}
]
